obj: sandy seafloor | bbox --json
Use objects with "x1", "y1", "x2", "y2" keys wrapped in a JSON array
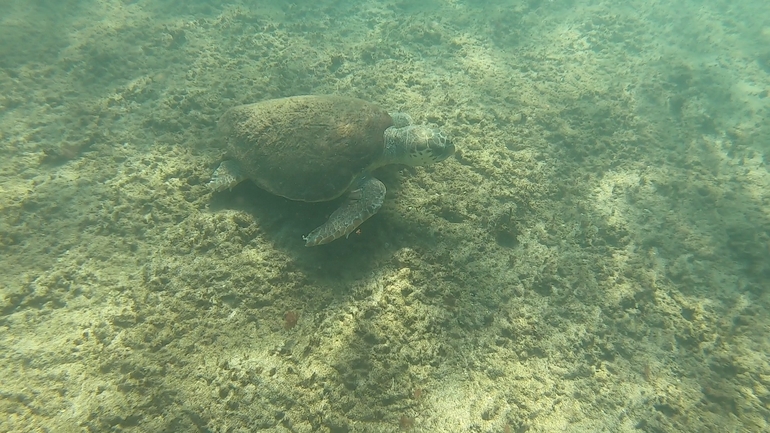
[{"x1": 1, "y1": 0, "x2": 770, "y2": 431}]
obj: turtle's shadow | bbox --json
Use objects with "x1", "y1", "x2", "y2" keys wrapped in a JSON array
[{"x1": 208, "y1": 180, "x2": 394, "y2": 278}]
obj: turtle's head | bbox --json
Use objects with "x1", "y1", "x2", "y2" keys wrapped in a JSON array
[{"x1": 384, "y1": 125, "x2": 454, "y2": 167}]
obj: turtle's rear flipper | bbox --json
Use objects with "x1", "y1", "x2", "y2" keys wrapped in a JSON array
[
  {"x1": 208, "y1": 160, "x2": 243, "y2": 192},
  {"x1": 303, "y1": 177, "x2": 386, "y2": 247}
]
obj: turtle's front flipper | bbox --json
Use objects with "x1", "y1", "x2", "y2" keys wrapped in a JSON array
[
  {"x1": 303, "y1": 177, "x2": 386, "y2": 247},
  {"x1": 208, "y1": 160, "x2": 244, "y2": 192}
]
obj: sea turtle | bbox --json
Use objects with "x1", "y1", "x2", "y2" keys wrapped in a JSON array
[{"x1": 208, "y1": 94, "x2": 454, "y2": 246}]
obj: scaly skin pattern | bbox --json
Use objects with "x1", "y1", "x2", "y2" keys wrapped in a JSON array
[{"x1": 302, "y1": 176, "x2": 386, "y2": 246}]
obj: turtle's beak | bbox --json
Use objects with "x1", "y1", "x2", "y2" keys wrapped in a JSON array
[{"x1": 431, "y1": 130, "x2": 454, "y2": 162}]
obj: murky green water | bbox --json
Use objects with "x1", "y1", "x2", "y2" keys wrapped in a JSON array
[{"x1": 1, "y1": 1, "x2": 769, "y2": 431}]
